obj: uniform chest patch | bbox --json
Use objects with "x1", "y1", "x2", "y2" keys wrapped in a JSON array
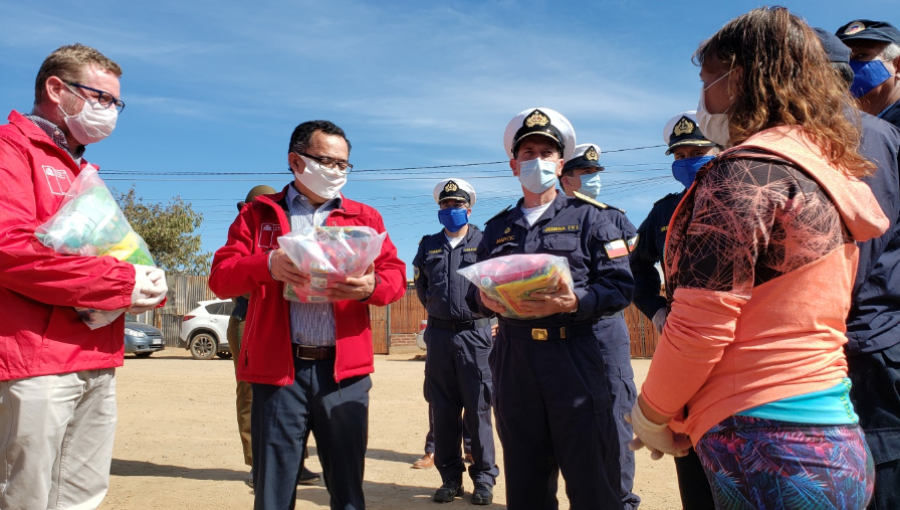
[
  {"x1": 427, "y1": 249, "x2": 442, "y2": 254},
  {"x1": 463, "y1": 247, "x2": 477, "y2": 252},
  {"x1": 42, "y1": 166, "x2": 71, "y2": 196},
  {"x1": 495, "y1": 235, "x2": 515, "y2": 244},
  {"x1": 258, "y1": 223, "x2": 282, "y2": 249},
  {"x1": 542, "y1": 225, "x2": 580, "y2": 233}
]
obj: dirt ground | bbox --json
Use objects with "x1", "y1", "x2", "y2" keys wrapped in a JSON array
[{"x1": 98, "y1": 349, "x2": 682, "y2": 510}]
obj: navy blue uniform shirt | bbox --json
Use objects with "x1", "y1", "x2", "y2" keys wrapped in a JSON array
[
  {"x1": 469, "y1": 192, "x2": 634, "y2": 326},
  {"x1": 629, "y1": 191, "x2": 684, "y2": 321},
  {"x1": 847, "y1": 112, "x2": 900, "y2": 355},
  {"x1": 413, "y1": 225, "x2": 486, "y2": 322},
  {"x1": 880, "y1": 99, "x2": 900, "y2": 129}
]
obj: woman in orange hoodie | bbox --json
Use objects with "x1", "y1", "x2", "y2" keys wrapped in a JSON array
[{"x1": 630, "y1": 7, "x2": 889, "y2": 509}]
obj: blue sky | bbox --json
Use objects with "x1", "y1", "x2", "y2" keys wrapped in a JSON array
[{"x1": 2, "y1": 1, "x2": 898, "y2": 278}]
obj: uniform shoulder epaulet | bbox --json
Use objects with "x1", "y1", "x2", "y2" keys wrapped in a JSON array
[
  {"x1": 485, "y1": 205, "x2": 512, "y2": 226},
  {"x1": 653, "y1": 192, "x2": 682, "y2": 206},
  {"x1": 418, "y1": 235, "x2": 427, "y2": 245},
  {"x1": 574, "y1": 191, "x2": 625, "y2": 213}
]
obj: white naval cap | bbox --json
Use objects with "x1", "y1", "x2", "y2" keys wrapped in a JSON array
[
  {"x1": 433, "y1": 178, "x2": 476, "y2": 208},
  {"x1": 562, "y1": 143, "x2": 603, "y2": 172},
  {"x1": 503, "y1": 107, "x2": 576, "y2": 162},
  {"x1": 662, "y1": 111, "x2": 716, "y2": 155}
]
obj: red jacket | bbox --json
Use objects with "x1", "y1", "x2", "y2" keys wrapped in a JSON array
[
  {"x1": 0, "y1": 111, "x2": 136, "y2": 380},
  {"x1": 208, "y1": 185, "x2": 406, "y2": 385}
]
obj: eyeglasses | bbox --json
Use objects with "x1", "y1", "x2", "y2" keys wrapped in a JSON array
[
  {"x1": 298, "y1": 152, "x2": 353, "y2": 173},
  {"x1": 64, "y1": 81, "x2": 126, "y2": 113}
]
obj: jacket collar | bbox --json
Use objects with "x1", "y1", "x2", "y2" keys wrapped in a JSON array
[
  {"x1": 7, "y1": 110, "x2": 92, "y2": 169},
  {"x1": 257, "y1": 183, "x2": 363, "y2": 218}
]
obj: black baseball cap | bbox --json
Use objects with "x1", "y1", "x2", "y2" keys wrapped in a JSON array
[{"x1": 837, "y1": 20, "x2": 900, "y2": 46}]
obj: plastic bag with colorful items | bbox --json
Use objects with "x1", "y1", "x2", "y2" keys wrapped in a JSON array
[
  {"x1": 35, "y1": 166, "x2": 156, "y2": 329},
  {"x1": 457, "y1": 254, "x2": 573, "y2": 319},
  {"x1": 278, "y1": 225, "x2": 387, "y2": 303}
]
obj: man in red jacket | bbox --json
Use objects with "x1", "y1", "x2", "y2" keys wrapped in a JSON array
[
  {"x1": 0, "y1": 44, "x2": 167, "y2": 509},
  {"x1": 209, "y1": 120, "x2": 406, "y2": 510}
]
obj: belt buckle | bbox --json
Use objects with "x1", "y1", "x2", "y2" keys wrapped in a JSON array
[{"x1": 532, "y1": 328, "x2": 548, "y2": 341}]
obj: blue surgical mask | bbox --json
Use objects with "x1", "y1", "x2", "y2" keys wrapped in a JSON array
[
  {"x1": 438, "y1": 207, "x2": 468, "y2": 233},
  {"x1": 577, "y1": 172, "x2": 602, "y2": 198},
  {"x1": 849, "y1": 60, "x2": 892, "y2": 98},
  {"x1": 672, "y1": 155, "x2": 715, "y2": 188},
  {"x1": 517, "y1": 158, "x2": 558, "y2": 194}
]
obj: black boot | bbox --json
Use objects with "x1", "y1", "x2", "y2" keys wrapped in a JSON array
[
  {"x1": 433, "y1": 479, "x2": 464, "y2": 503},
  {"x1": 471, "y1": 482, "x2": 493, "y2": 505}
]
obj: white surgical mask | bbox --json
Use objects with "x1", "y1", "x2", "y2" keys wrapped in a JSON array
[
  {"x1": 696, "y1": 70, "x2": 733, "y2": 147},
  {"x1": 59, "y1": 86, "x2": 118, "y2": 145},
  {"x1": 577, "y1": 172, "x2": 602, "y2": 198},
  {"x1": 517, "y1": 158, "x2": 558, "y2": 194},
  {"x1": 294, "y1": 156, "x2": 347, "y2": 199}
]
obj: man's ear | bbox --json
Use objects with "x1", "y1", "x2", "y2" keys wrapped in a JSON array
[
  {"x1": 44, "y1": 75, "x2": 67, "y2": 108},
  {"x1": 509, "y1": 159, "x2": 519, "y2": 176},
  {"x1": 555, "y1": 159, "x2": 564, "y2": 177},
  {"x1": 288, "y1": 152, "x2": 306, "y2": 174}
]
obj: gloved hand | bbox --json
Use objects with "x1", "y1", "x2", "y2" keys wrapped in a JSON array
[
  {"x1": 652, "y1": 308, "x2": 667, "y2": 335},
  {"x1": 129, "y1": 265, "x2": 168, "y2": 314},
  {"x1": 624, "y1": 399, "x2": 691, "y2": 460}
]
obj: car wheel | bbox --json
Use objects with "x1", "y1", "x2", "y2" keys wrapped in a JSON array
[
  {"x1": 134, "y1": 352, "x2": 153, "y2": 358},
  {"x1": 189, "y1": 332, "x2": 217, "y2": 360},
  {"x1": 216, "y1": 351, "x2": 233, "y2": 359}
]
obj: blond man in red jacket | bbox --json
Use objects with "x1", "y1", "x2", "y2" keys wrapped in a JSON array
[
  {"x1": 210, "y1": 120, "x2": 405, "y2": 510},
  {"x1": 0, "y1": 44, "x2": 167, "y2": 509}
]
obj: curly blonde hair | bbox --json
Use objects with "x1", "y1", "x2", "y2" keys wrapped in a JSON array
[{"x1": 695, "y1": 7, "x2": 872, "y2": 177}]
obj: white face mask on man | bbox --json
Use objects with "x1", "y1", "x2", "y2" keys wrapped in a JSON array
[
  {"x1": 58, "y1": 84, "x2": 118, "y2": 145},
  {"x1": 293, "y1": 156, "x2": 347, "y2": 200},
  {"x1": 696, "y1": 69, "x2": 733, "y2": 147},
  {"x1": 517, "y1": 158, "x2": 559, "y2": 194}
]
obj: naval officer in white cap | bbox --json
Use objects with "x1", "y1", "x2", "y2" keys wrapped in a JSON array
[
  {"x1": 557, "y1": 143, "x2": 641, "y2": 510},
  {"x1": 469, "y1": 107, "x2": 634, "y2": 509},
  {"x1": 413, "y1": 178, "x2": 498, "y2": 505}
]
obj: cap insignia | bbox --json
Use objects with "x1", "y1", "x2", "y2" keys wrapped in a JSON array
[
  {"x1": 845, "y1": 21, "x2": 866, "y2": 35},
  {"x1": 524, "y1": 110, "x2": 550, "y2": 128},
  {"x1": 673, "y1": 117, "x2": 695, "y2": 137},
  {"x1": 444, "y1": 181, "x2": 458, "y2": 193},
  {"x1": 585, "y1": 146, "x2": 599, "y2": 161}
]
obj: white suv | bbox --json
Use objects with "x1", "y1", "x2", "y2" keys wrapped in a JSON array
[{"x1": 179, "y1": 299, "x2": 235, "y2": 360}]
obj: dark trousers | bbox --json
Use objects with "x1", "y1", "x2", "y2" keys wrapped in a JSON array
[
  {"x1": 848, "y1": 342, "x2": 900, "y2": 509},
  {"x1": 251, "y1": 357, "x2": 371, "y2": 510},
  {"x1": 425, "y1": 403, "x2": 472, "y2": 455},
  {"x1": 492, "y1": 325, "x2": 623, "y2": 510},
  {"x1": 674, "y1": 448, "x2": 715, "y2": 510},
  {"x1": 544, "y1": 317, "x2": 640, "y2": 510},
  {"x1": 424, "y1": 325, "x2": 498, "y2": 486}
]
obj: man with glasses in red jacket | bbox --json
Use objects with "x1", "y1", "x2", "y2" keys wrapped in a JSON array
[
  {"x1": 210, "y1": 120, "x2": 406, "y2": 510},
  {"x1": 0, "y1": 44, "x2": 167, "y2": 509}
]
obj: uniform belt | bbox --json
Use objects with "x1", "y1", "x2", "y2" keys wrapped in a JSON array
[
  {"x1": 427, "y1": 316, "x2": 492, "y2": 333},
  {"x1": 500, "y1": 322, "x2": 593, "y2": 341},
  {"x1": 293, "y1": 345, "x2": 336, "y2": 360}
]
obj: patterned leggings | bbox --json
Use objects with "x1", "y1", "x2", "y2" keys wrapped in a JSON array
[{"x1": 695, "y1": 415, "x2": 874, "y2": 510}]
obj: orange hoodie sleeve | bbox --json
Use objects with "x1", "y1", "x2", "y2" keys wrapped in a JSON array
[{"x1": 642, "y1": 153, "x2": 849, "y2": 416}]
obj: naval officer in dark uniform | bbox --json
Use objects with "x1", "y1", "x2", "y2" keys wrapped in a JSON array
[
  {"x1": 469, "y1": 107, "x2": 634, "y2": 509},
  {"x1": 413, "y1": 178, "x2": 499, "y2": 505},
  {"x1": 558, "y1": 143, "x2": 640, "y2": 510},
  {"x1": 629, "y1": 111, "x2": 719, "y2": 510}
]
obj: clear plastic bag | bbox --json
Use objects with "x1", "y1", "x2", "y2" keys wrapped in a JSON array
[
  {"x1": 35, "y1": 167, "x2": 155, "y2": 329},
  {"x1": 278, "y1": 226, "x2": 386, "y2": 303},
  {"x1": 458, "y1": 254, "x2": 573, "y2": 319}
]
